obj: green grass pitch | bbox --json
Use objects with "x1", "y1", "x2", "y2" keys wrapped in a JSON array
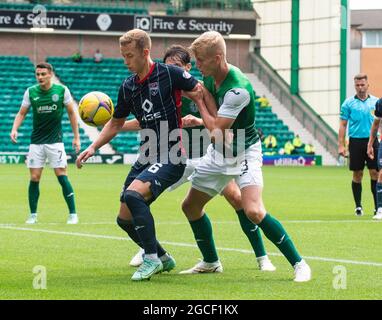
[{"x1": 0, "y1": 164, "x2": 381, "y2": 300}]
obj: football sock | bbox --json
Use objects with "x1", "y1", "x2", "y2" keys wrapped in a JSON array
[
  {"x1": 117, "y1": 217, "x2": 143, "y2": 247},
  {"x1": 57, "y1": 175, "x2": 76, "y2": 214},
  {"x1": 352, "y1": 181, "x2": 362, "y2": 208},
  {"x1": 371, "y1": 179, "x2": 377, "y2": 211},
  {"x1": 189, "y1": 213, "x2": 219, "y2": 263},
  {"x1": 116, "y1": 217, "x2": 167, "y2": 256},
  {"x1": 376, "y1": 183, "x2": 382, "y2": 211},
  {"x1": 258, "y1": 213, "x2": 302, "y2": 266},
  {"x1": 28, "y1": 181, "x2": 40, "y2": 214},
  {"x1": 236, "y1": 209, "x2": 266, "y2": 257},
  {"x1": 124, "y1": 190, "x2": 158, "y2": 255}
]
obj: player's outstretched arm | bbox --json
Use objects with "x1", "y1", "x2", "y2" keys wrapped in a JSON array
[
  {"x1": 120, "y1": 119, "x2": 141, "y2": 132},
  {"x1": 338, "y1": 119, "x2": 348, "y2": 157},
  {"x1": 10, "y1": 106, "x2": 28, "y2": 144},
  {"x1": 76, "y1": 117, "x2": 124, "y2": 168},
  {"x1": 66, "y1": 101, "x2": 81, "y2": 153}
]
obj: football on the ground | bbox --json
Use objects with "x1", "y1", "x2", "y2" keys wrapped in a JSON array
[{"x1": 78, "y1": 91, "x2": 114, "y2": 127}]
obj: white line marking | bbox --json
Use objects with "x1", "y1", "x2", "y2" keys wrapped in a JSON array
[
  {"x1": 1, "y1": 225, "x2": 382, "y2": 267},
  {"x1": 0, "y1": 219, "x2": 379, "y2": 227}
]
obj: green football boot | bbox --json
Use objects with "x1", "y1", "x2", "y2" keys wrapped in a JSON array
[
  {"x1": 131, "y1": 258, "x2": 163, "y2": 281},
  {"x1": 159, "y1": 255, "x2": 176, "y2": 273}
]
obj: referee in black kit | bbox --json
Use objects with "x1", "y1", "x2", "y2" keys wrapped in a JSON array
[{"x1": 338, "y1": 73, "x2": 379, "y2": 216}]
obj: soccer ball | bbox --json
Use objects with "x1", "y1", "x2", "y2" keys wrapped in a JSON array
[{"x1": 78, "y1": 91, "x2": 114, "y2": 127}]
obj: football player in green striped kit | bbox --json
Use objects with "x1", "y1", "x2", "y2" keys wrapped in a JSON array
[
  {"x1": 122, "y1": 45, "x2": 276, "y2": 272},
  {"x1": 180, "y1": 31, "x2": 311, "y2": 282},
  {"x1": 10, "y1": 62, "x2": 80, "y2": 224}
]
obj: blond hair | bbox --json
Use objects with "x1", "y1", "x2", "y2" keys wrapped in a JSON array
[
  {"x1": 190, "y1": 31, "x2": 226, "y2": 58},
  {"x1": 119, "y1": 29, "x2": 151, "y2": 51}
]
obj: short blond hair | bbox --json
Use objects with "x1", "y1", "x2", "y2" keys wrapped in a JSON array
[
  {"x1": 119, "y1": 29, "x2": 151, "y2": 51},
  {"x1": 190, "y1": 31, "x2": 226, "y2": 57}
]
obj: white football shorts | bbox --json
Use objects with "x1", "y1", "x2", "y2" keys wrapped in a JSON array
[
  {"x1": 27, "y1": 143, "x2": 67, "y2": 169},
  {"x1": 190, "y1": 141, "x2": 263, "y2": 197},
  {"x1": 168, "y1": 157, "x2": 202, "y2": 191}
]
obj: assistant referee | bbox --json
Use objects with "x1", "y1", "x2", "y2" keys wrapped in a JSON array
[{"x1": 338, "y1": 73, "x2": 379, "y2": 216}]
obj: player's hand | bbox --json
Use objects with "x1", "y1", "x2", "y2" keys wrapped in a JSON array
[
  {"x1": 182, "y1": 115, "x2": 203, "y2": 128},
  {"x1": 72, "y1": 138, "x2": 81, "y2": 154},
  {"x1": 10, "y1": 130, "x2": 18, "y2": 144},
  {"x1": 367, "y1": 144, "x2": 374, "y2": 160},
  {"x1": 76, "y1": 146, "x2": 95, "y2": 169},
  {"x1": 338, "y1": 145, "x2": 347, "y2": 157}
]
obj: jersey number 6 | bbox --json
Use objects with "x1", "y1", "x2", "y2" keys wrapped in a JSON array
[{"x1": 148, "y1": 163, "x2": 163, "y2": 174}]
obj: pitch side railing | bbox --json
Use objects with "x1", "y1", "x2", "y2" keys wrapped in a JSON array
[{"x1": 250, "y1": 52, "x2": 338, "y2": 158}]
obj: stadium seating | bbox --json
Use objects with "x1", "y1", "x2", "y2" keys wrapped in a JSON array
[
  {"x1": 0, "y1": 55, "x2": 92, "y2": 154},
  {"x1": 48, "y1": 56, "x2": 203, "y2": 154},
  {"x1": 47, "y1": 55, "x2": 303, "y2": 155},
  {"x1": 253, "y1": 95, "x2": 299, "y2": 154},
  {"x1": 48, "y1": 56, "x2": 138, "y2": 153}
]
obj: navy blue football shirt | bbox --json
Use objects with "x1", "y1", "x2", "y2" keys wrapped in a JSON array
[{"x1": 114, "y1": 62, "x2": 198, "y2": 162}]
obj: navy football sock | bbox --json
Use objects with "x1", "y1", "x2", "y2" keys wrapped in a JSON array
[
  {"x1": 124, "y1": 190, "x2": 158, "y2": 255},
  {"x1": 116, "y1": 216, "x2": 167, "y2": 256}
]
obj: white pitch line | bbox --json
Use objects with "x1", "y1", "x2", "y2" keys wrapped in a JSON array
[
  {"x1": 1, "y1": 225, "x2": 382, "y2": 267},
  {"x1": 0, "y1": 220, "x2": 379, "y2": 227}
]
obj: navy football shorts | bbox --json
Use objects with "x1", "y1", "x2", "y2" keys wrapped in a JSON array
[{"x1": 120, "y1": 161, "x2": 186, "y2": 204}]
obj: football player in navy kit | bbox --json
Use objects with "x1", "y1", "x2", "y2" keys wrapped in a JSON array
[{"x1": 76, "y1": 29, "x2": 209, "y2": 281}]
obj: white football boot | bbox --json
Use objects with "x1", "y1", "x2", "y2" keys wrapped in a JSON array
[
  {"x1": 257, "y1": 256, "x2": 276, "y2": 271},
  {"x1": 293, "y1": 259, "x2": 312, "y2": 282},
  {"x1": 179, "y1": 260, "x2": 223, "y2": 274},
  {"x1": 129, "y1": 248, "x2": 145, "y2": 267},
  {"x1": 25, "y1": 214, "x2": 38, "y2": 224},
  {"x1": 373, "y1": 209, "x2": 382, "y2": 220},
  {"x1": 67, "y1": 213, "x2": 79, "y2": 224}
]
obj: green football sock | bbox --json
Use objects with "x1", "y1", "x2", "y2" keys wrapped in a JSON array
[
  {"x1": 28, "y1": 181, "x2": 40, "y2": 214},
  {"x1": 189, "y1": 214, "x2": 219, "y2": 263},
  {"x1": 258, "y1": 213, "x2": 302, "y2": 266},
  {"x1": 237, "y1": 209, "x2": 266, "y2": 258},
  {"x1": 57, "y1": 175, "x2": 76, "y2": 214}
]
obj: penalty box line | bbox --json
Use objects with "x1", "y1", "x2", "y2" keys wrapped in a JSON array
[{"x1": 1, "y1": 225, "x2": 382, "y2": 267}]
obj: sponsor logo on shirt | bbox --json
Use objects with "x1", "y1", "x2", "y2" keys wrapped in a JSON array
[{"x1": 37, "y1": 104, "x2": 58, "y2": 113}]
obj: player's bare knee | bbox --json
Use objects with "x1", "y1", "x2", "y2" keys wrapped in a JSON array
[
  {"x1": 126, "y1": 181, "x2": 152, "y2": 202},
  {"x1": 30, "y1": 174, "x2": 41, "y2": 182},
  {"x1": 353, "y1": 170, "x2": 363, "y2": 183},
  {"x1": 370, "y1": 169, "x2": 378, "y2": 180},
  {"x1": 244, "y1": 206, "x2": 266, "y2": 224}
]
